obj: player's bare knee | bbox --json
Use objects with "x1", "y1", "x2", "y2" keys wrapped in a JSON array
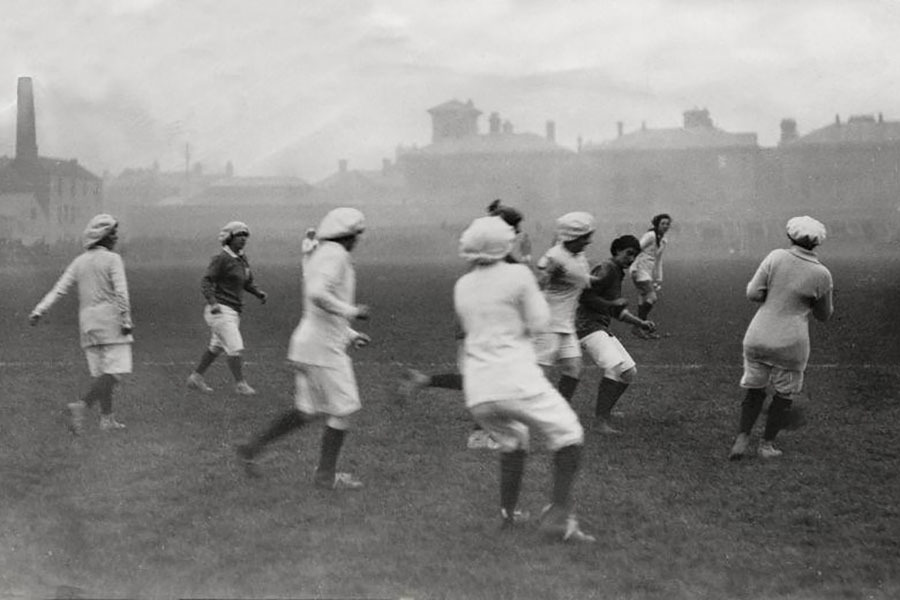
[
  {"x1": 326, "y1": 416, "x2": 351, "y2": 430},
  {"x1": 618, "y1": 367, "x2": 637, "y2": 384}
]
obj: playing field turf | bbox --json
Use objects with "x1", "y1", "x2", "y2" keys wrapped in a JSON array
[{"x1": 1, "y1": 253, "x2": 898, "y2": 599}]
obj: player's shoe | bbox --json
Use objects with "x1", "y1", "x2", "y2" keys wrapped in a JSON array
[
  {"x1": 314, "y1": 471, "x2": 364, "y2": 491},
  {"x1": 539, "y1": 504, "x2": 596, "y2": 543},
  {"x1": 593, "y1": 419, "x2": 621, "y2": 435},
  {"x1": 758, "y1": 441, "x2": 783, "y2": 459},
  {"x1": 66, "y1": 401, "x2": 86, "y2": 436},
  {"x1": 728, "y1": 433, "x2": 749, "y2": 460},
  {"x1": 234, "y1": 381, "x2": 257, "y2": 396},
  {"x1": 236, "y1": 444, "x2": 261, "y2": 478},
  {"x1": 187, "y1": 373, "x2": 214, "y2": 393},
  {"x1": 99, "y1": 414, "x2": 126, "y2": 431},
  {"x1": 631, "y1": 326, "x2": 651, "y2": 340},
  {"x1": 397, "y1": 368, "x2": 430, "y2": 402},
  {"x1": 467, "y1": 429, "x2": 501, "y2": 450},
  {"x1": 500, "y1": 508, "x2": 531, "y2": 529}
]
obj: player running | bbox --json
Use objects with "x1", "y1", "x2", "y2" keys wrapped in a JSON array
[
  {"x1": 454, "y1": 215, "x2": 595, "y2": 542},
  {"x1": 237, "y1": 208, "x2": 370, "y2": 490}
]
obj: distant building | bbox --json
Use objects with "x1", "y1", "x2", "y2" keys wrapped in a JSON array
[
  {"x1": 397, "y1": 99, "x2": 572, "y2": 217},
  {"x1": 0, "y1": 77, "x2": 102, "y2": 245},
  {"x1": 580, "y1": 108, "x2": 760, "y2": 219},
  {"x1": 776, "y1": 113, "x2": 900, "y2": 216}
]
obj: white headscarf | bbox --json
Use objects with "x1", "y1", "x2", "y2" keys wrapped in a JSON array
[
  {"x1": 317, "y1": 208, "x2": 366, "y2": 240},
  {"x1": 786, "y1": 216, "x2": 827, "y2": 248},
  {"x1": 556, "y1": 211, "x2": 595, "y2": 242},
  {"x1": 82, "y1": 214, "x2": 118, "y2": 248},
  {"x1": 218, "y1": 221, "x2": 250, "y2": 245},
  {"x1": 459, "y1": 216, "x2": 515, "y2": 264}
]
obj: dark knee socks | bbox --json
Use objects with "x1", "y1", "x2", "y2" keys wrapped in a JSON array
[
  {"x1": 317, "y1": 426, "x2": 346, "y2": 478},
  {"x1": 763, "y1": 394, "x2": 793, "y2": 441},
  {"x1": 429, "y1": 373, "x2": 463, "y2": 390},
  {"x1": 638, "y1": 302, "x2": 653, "y2": 321},
  {"x1": 500, "y1": 449, "x2": 527, "y2": 516},
  {"x1": 739, "y1": 388, "x2": 767, "y2": 434},
  {"x1": 226, "y1": 355, "x2": 244, "y2": 382},
  {"x1": 557, "y1": 375, "x2": 580, "y2": 404},
  {"x1": 552, "y1": 444, "x2": 582, "y2": 510},
  {"x1": 246, "y1": 409, "x2": 307, "y2": 456},
  {"x1": 595, "y1": 377, "x2": 629, "y2": 419},
  {"x1": 83, "y1": 374, "x2": 116, "y2": 414},
  {"x1": 195, "y1": 349, "x2": 219, "y2": 374}
]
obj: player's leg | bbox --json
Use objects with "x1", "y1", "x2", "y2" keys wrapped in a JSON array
[
  {"x1": 312, "y1": 364, "x2": 363, "y2": 490},
  {"x1": 581, "y1": 331, "x2": 635, "y2": 433},
  {"x1": 759, "y1": 369, "x2": 805, "y2": 458},
  {"x1": 469, "y1": 402, "x2": 530, "y2": 527},
  {"x1": 554, "y1": 334, "x2": 583, "y2": 403},
  {"x1": 632, "y1": 279, "x2": 658, "y2": 339},
  {"x1": 96, "y1": 345, "x2": 130, "y2": 430},
  {"x1": 730, "y1": 358, "x2": 770, "y2": 460},
  {"x1": 509, "y1": 392, "x2": 595, "y2": 542},
  {"x1": 188, "y1": 306, "x2": 224, "y2": 392}
]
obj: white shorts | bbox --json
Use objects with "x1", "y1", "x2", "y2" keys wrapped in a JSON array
[
  {"x1": 740, "y1": 358, "x2": 804, "y2": 398},
  {"x1": 84, "y1": 344, "x2": 132, "y2": 378},
  {"x1": 292, "y1": 360, "x2": 361, "y2": 418},
  {"x1": 205, "y1": 304, "x2": 244, "y2": 356},
  {"x1": 469, "y1": 390, "x2": 584, "y2": 452},
  {"x1": 533, "y1": 332, "x2": 581, "y2": 366},
  {"x1": 580, "y1": 330, "x2": 636, "y2": 378}
]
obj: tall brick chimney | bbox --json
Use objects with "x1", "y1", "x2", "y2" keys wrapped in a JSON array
[{"x1": 16, "y1": 77, "x2": 38, "y2": 162}]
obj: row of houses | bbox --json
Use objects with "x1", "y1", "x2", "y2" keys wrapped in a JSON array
[{"x1": 3, "y1": 76, "x2": 900, "y2": 245}]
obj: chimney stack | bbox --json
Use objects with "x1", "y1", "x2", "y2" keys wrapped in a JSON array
[
  {"x1": 546, "y1": 120, "x2": 556, "y2": 142},
  {"x1": 16, "y1": 77, "x2": 38, "y2": 162},
  {"x1": 616, "y1": 121, "x2": 624, "y2": 138},
  {"x1": 835, "y1": 114, "x2": 841, "y2": 125},
  {"x1": 339, "y1": 159, "x2": 348, "y2": 173},
  {"x1": 779, "y1": 118, "x2": 798, "y2": 145}
]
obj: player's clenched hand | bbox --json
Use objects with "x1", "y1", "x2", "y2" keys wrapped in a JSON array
[
  {"x1": 352, "y1": 332, "x2": 371, "y2": 348},
  {"x1": 355, "y1": 304, "x2": 370, "y2": 320},
  {"x1": 642, "y1": 320, "x2": 657, "y2": 332}
]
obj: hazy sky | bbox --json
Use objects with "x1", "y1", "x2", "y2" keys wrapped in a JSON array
[{"x1": 2, "y1": 0, "x2": 898, "y2": 182}]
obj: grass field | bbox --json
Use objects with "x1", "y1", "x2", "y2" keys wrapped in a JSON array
[{"x1": 1, "y1": 252, "x2": 899, "y2": 600}]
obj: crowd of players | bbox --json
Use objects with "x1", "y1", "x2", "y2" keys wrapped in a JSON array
[{"x1": 26, "y1": 202, "x2": 833, "y2": 544}]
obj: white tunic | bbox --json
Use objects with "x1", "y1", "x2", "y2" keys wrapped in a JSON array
[
  {"x1": 535, "y1": 244, "x2": 591, "y2": 333},
  {"x1": 630, "y1": 230, "x2": 667, "y2": 283},
  {"x1": 742, "y1": 247, "x2": 833, "y2": 371},
  {"x1": 454, "y1": 262, "x2": 556, "y2": 406},
  {"x1": 32, "y1": 247, "x2": 134, "y2": 348},
  {"x1": 287, "y1": 241, "x2": 361, "y2": 367}
]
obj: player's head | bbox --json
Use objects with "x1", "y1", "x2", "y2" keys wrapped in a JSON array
[
  {"x1": 488, "y1": 200, "x2": 524, "y2": 232},
  {"x1": 218, "y1": 221, "x2": 250, "y2": 250},
  {"x1": 459, "y1": 216, "x2": 515, "y2": 265},
  {"x1": 83, "y1": 214, "x2": 119, "y2": 249},
  {"x1": 651, "y1": 213, "x2": 672, "y2": 235},
  {"x1": 557, "y1": 212, "x2": 595, "y2": 253},
  {"x1": 610, "y1": 235, "x2": 641, "y2": 268},
  {"x1": 786, "y1": 215, "x2": 826, "y2": 250},
  {"x1": 317, "y1": 207, "x2": 366, "y2": 251}
]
